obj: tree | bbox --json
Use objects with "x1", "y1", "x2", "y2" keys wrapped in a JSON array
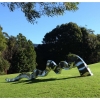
[
  {"x1": 36, "y1": 22, "x2": 99, "y2": 70},
  {"x1": 3, "y1": 35, "x2": 18, "y2": 74},
  {"x1": 86, "y1": 33, "x2": 98, "y2": 64},
  {"x1": 1, "y1": 2, "x2": 79, "y2": 24},
  {"x1": 36, "y1": 22, "x2": 83, "y2": 70},
  {"x1": 0, "y1": 26, "x2": 10, "y2": 74},
  {"x1": 0, "y1": 56, "x2": 10, "y2": 74},
  {"x1": 97, "y1": 34, "x2": 100, "y2": 42},
  {"x1": 0, "y1": 26, "x2": 7, "y2": 52},
  {"x1": 3, "y1": 32, "x2": 37, "y2": 74},
  {"x1": 3, "y1": 35, "x2": 17, "y2": 62},
  {"x1": 81, "y1": 28, "x2": 98, "y2": 64},
  {"x1": 42, "y1": 22, "x2": 82, "y2": 55},
  {"x1": 79, "y1": 27, "x2": 90, "y2": 62},
  {"x1": 93, "y1": 34, "x2": 100, "y2": 63},
  {"x1": 7, "y1": 33, "x2": 37, "y2": 73},
  {"x1": 35, "y1": 44, "x2": 53, "y2": 70}
]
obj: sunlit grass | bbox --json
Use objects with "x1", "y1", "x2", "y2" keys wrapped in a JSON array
[{"x1": 0, "y1": 63, "x2": 100, "y2": 98}]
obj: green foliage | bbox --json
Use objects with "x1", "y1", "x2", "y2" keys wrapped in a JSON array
[
  {"x1": 17, "y1": 33, "x2": 36, "y2": 72},
  {"x1": 12, "y1": 36, "x2": 36, "y2": 72},
  {"x1": 97, "y1": 34, "x2": 100, "y2": 41},
  {"x1": 1, "y1": 2, "x2": 79, "y2": 24},
  {"x1": 38, "y1": 22, "x2": 99, "y2": 67},
  {"x1": 0, "y1": 26, "x2": 10, "y2": 74},
  {"x1": 43, "y1": 22, "x2": 82, "y2": 44},
  {"x1": 88, "y1": 33, "x2": 97, "y2": 49},
  {"x1": 0, "y1": 26, "x2": 7, "y2": 52},
  {"x1": 36, "y1": 22, "x2": 84, "y2": 69},
  {"x1": 0, "y1": 56, "x2": 10, "y2": 73},
  {"x1": 2, "y1": 33, "x2": 36, "y2": 74},
  {"x1": 79, "y1": 27, "x2": 98, "y2": 64},
  {"x1": 4, "y1": 35, "x2": 17, "y2": 61},
  {"x1": 0, "y1": 63, "x2": 100, "y2": 97}
]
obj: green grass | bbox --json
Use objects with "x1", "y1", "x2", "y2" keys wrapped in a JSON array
[{"x1": 0, "y1": 63, "x2": 100, "y2": 98}]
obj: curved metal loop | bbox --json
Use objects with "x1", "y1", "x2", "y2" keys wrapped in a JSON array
[{"x1": 5, "y1": 55, "x2": 93, "y2": 82}]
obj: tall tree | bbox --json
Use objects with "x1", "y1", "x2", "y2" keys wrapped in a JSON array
[
  {"x1": 78, "y1": 27, "x2": 98, "y2": 64},
  {"x1": 0, "y1": 26, "x2": 10, "y2": 74},
  {"x1": 96, "y1": 35, "x2": 100, "y2": 62},
  {"x1": 8, "y1": 33, "x2": 37, "y2": 73},
  {"x1": 0, "y1": 26, "x2": 7, "y2": 52},
  {"x1": 3, "y1": 35, "x2": 18, "y2": 74},
  {"x1": 36, "y1": 22, "x2": 83, "y2": 70},
  {"x1": 1, "y1": 2, "x2": 79, "y2": 24},
  {"x1": 42, "y1": 22, "x2": 82, "y2": 56},
  {"x1": 4, "y1": 35, "x2": 17, "y2": 62},
  {"x1": 36, "y1": 22, "x2": 98, "y2": 70}
]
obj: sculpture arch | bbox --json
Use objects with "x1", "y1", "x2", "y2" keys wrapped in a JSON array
[{"x1": 5, "y1": 54, "x2": 93, "y2": 82}]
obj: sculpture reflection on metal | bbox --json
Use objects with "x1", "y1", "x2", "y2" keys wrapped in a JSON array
[{"x1": 5, "y1": 54, "x2": 93, "y2": 82}]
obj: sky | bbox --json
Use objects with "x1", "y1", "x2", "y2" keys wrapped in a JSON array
[{"x1": 0, "y1": 2, "x2": 100, "y2": 44}]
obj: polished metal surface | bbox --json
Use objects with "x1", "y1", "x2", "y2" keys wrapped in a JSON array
[{"x1": 5, "y1": 54, "x2": 93, "y2": 82}]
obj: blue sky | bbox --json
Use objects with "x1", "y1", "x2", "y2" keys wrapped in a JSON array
[{"x1": 0, "y1": 2, "x2": 100, "y2": 44}]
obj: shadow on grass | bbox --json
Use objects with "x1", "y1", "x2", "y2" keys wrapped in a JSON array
[{"x1": 11, "y1": 75, "x2": 82, "y2": 84}]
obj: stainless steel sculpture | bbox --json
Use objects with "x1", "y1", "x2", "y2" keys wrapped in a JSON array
[
  {"x1": 5, "y1": 54, "x2": 93, "y2": 82},
  {"x1": 67, "y1": 54, "x2": 93, "y2": 76}
]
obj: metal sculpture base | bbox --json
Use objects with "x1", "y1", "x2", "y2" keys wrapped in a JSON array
[{"x1": 5, "y1": 54, "x2": 93, "y2": 82}]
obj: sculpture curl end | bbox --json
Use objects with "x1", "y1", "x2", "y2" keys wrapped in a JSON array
[{"x1": 5, "y1": 78, "x2": 14, "y2": 82}]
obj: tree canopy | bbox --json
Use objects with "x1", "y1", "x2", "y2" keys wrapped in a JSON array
[
  {"x1": 2, "y1": 32, "x2": 37, "y2": 74},
  {"x1": 0, "y1": 26, "x2": 10, "y2": 74},
  {"x1": 35, "y1": 22, "x2": 100, "y2": 70},
  {"x1": 1, "y1": 2, "x2": 79, "y2": 24}
]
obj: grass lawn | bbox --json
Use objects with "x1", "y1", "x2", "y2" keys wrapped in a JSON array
[{"x1": 0, "y1": 63, "x2": 100, "y2": 98}]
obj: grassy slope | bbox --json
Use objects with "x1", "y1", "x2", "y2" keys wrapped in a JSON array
[{"x1": 0, "y1": 63, "x2": 100, "y2": 98}]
